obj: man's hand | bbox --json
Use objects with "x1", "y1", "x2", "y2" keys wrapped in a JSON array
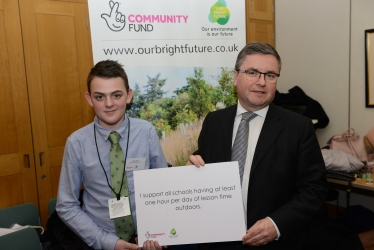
[
  {"x1": 114, "y1": 239, "x2": 139, "y2": 250},
  {"x1": 242, "y1": 218, "x2": 277, "y2": 247},
  {"x1": 186, "y1": 155, "x2": 205, "y2": 168}
]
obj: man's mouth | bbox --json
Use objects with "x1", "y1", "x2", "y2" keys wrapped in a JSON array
[{"x1": 252, "y1": 90, "x2": 265, "y2": 94}]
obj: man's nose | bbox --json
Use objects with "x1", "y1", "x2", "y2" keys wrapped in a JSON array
[{"x1": 256, "y1": 73, "x2": 266, "y2": 86}]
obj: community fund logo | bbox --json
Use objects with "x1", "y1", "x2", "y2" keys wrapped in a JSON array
[
  {"x1": 101, "y1": 1, "x2": 126, "y2": 32},
  {"x1": 208, "y1": 0, "x2": 230, "y2": 25},
  {"x1": 100, "y1": 0, "x2": 188, "y2": 33},
  {"x1": 145, "y1": 231, "x2": 166, "y2": 239}
]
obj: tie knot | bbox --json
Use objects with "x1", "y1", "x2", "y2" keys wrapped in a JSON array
[
  {"x1": 241, "y1": 112, "x2": 257, "y2": 122},
  {"x1": 109, "y1": 132, "x2": 120, "y2": 145}
]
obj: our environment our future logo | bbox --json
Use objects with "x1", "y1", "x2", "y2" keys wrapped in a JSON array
[
  {"x1": 208, "y1": 0, "x2": 230, "y2": 25},
  {"x1": 169, "y1": 228, "x2": 178, "y2": 238}
]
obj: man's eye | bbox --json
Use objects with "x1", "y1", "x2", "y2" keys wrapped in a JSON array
[
  {"x1": 266, "y1": 74, "x2": 276, "y2": 79},
  {"x1": 113, "y1": 94, "x2": 122, "y2": 99},
  {"x1": 247, "y1": 70, "x2": 257, "y2": 76},
  {"x1": 94, "y1": 95, "x2": 103, "y2": 100}
]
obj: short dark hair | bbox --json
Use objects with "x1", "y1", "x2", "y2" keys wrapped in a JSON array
[
  {"x1": 235, "y1": 42, "x2": 282, "y2": 72},
  {"x1": 87, "y1": 60, "x2": 129, "y2": 93}
]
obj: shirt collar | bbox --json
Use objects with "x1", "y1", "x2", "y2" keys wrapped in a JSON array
[
  {"x1": 236, "y1": 101, "x2": 269, "y2": 118},
  {"x1": 94, "y1": 114, "x2": 129, "y2": 142}
]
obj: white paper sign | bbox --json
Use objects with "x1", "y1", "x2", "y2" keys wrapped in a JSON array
[
  {"x1": 134, "y1": 162, "x2": 246, "y2": 246},
  {"x1": 88, "y1": 0, "x2": 246, "y2": 67}
]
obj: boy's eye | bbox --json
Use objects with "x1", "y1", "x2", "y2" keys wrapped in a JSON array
[
  {"x1": 94, "y1": 95, "x2": 103, "y2": 100},
  {"x1": 113, "y1": 94, "x2": 122, "y2": 98}
]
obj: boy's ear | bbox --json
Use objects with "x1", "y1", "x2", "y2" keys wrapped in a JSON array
[
  {"x1": 126, "y1": 88, "x2": 133, "y2": 104},
  {"x1": 85, "y1": 92, "x2": 94, "y2": 107}
]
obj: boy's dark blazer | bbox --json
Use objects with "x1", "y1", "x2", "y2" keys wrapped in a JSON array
[{"x1": 195, "y1": 103, "x2": 327, "y2": 249}]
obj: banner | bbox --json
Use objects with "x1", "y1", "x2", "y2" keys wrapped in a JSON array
[
  {"x1": 88, "y1": 0, "x2": 246, "y2": 67},
  {"x1": 88, "y1": 0, "x2": 246, "y2": 168}
]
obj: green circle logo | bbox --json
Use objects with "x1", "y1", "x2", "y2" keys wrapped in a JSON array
[
  {"x1": 170, "y1": 228, "x2": 177, "y2": 235},
  {"x1": 208, "y1": 0, "x2": 230, "y2": 25}
]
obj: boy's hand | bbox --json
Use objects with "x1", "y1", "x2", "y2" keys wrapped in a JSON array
[
  {"x1": 141, "y1": 240, "x2": 163, "y2": 250},
  {"x1": 114, "y1": 239, "x2": 139, "y2": 250}
]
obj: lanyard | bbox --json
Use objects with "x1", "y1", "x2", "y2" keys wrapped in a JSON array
[{"x1": 94, "y1": 117, "x2": 130, "y2": 200}]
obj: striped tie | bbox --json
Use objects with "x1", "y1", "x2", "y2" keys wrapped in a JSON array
[{"x1": 231, "y1": 112, "x2": 257, "y2": 185}]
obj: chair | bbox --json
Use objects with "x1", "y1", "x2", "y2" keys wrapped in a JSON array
[
  {"x1": 0, "y1": 203, "x2": 40, "y2": 228},
  {"x1": 0, "y1": 227, "x2": 42, "y2": 250},
  {"x1": 48, "y1": 198, "x2": 57, "y2": 216}
]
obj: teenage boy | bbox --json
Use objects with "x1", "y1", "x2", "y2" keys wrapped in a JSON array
[{"x1": 56, "y1": 60, "x2": 168, "y2": 250}]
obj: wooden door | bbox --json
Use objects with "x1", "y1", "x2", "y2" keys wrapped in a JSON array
[
  {"x1": 247, "y1": 21, "x2": 275, "y2": 47},
  {"x1": 247, "y1": 0, "x2": 274, "y2": 21},
  {"x1": 0, "y1": 0, "x2": 38, "y2": 209},
  {"x1": 19, "y1": 0, "x2": 94, "y2": 226},
  {"x1": 245, "y1": 0, "x2": 275, "y2": 47}
]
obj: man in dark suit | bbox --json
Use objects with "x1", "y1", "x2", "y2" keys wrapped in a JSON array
[{"x1": 187, "y1": 42, "x2": 328, "y2": 249}]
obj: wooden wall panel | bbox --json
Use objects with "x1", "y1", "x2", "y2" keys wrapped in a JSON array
[
  {"x1": 0, "y1": 11, "x2": 18, "y2": 155},
  {"x1": 247, "y1": 21, "x2": 274, "y2": 47},
  {"x1": 19, "y1": 0, "x2": 94, "y2": 226},
  {"x1": 50, "y1": 166, "x2": 61, "y2": 197},
  {"x1": 0, "y1": 154, "x2": 20, "y2": 176},
  {"x1": 0, "y1": 175, "x2": 23, "y2": 207},
  {"x1": 247, "y1": 0, "x2": 273, "y2": 21},
  {"x1": 0, "y1": 0, "x2": 38, "y2": 211},
  {"x1": 36, "y1": 13, "x2": 83, "y2": 147}
]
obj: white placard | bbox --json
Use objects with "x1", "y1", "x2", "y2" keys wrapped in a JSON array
[
  {"x1": 134, "y1": 162, "x2": 246, "y2": 246},
  {"x1": 88, "y1": 0, "x2": 246, "y2": 67}
]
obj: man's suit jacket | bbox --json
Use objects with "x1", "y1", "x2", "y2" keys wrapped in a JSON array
[{"x1": 195, "y1": 103, "x2": 327, "y2": 249}]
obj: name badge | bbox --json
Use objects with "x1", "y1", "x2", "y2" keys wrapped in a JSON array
[
  {"x1": 108, "y1": 196, "x2": 131, "y2": 219},
  {"x1": 125, "y1": 158, "x2": 146, "y2": 171}
]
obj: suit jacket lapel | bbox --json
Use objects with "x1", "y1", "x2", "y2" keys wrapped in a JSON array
[
  {"x1": 221, "y1": 105, "x2": 237, "y2": 161},
  {"x1": 251, "y1": 104, "x2": 284, "y2": 174}
]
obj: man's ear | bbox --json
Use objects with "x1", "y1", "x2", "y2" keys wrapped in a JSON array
[
  {"x1": 85, "y1": 92, "x2": 94, "y2": 107},
  {"x1": 126, "y1": 88, "x2": 133, "y2": 104},
  {"x1": 233, "y1": 70, "x2": 239, "y2": 87}
]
